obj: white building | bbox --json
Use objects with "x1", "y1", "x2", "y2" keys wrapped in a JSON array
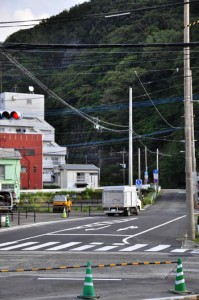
[
  {"x1": 53, "y1": 164, "x2": 100, "y2": 189},
  {"x1": 0, "y1": 92, "x2": 67, "y2": 185}
]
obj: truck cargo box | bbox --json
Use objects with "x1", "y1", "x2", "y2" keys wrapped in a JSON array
[{"x1": 102, "y1": 186, "x2": 141, "y2": 216}]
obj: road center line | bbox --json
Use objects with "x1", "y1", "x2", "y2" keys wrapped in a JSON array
[{"x1": 122, "y1": 215, "x2": 186, "y2": 244}]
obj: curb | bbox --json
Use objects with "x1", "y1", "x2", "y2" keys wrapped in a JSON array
[{"x1": 145, "y1": 294, "x2": 199, "y2": 300}]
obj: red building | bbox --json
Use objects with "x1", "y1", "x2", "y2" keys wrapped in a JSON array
[{"x1": 0, "y1": 133, "x2": 42, "y2": 189}]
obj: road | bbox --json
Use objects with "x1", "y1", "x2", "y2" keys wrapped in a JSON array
[{"x1": 0, "y1": 189, "x2": 198, "y2": 299}]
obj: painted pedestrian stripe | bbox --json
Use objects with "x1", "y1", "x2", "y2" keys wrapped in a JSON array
[
  {"x1": 71, "y1": 245, "x2": 96, "y2": 251},
  {"x1": 94, "y1": 245, "x2": 118, "y2": 251},
  {"x1": 145, "y1": 245, "x2": 170, "y2": 252},
  {"x1": 0, "y1": 242, "x2": 38, "y2": 250},
  {"x1": 170, "y1": 248, "x2": 189, "y2": 253},
  {"x1": 119, "y1": 244, "x2": 148, "y2": 252}
]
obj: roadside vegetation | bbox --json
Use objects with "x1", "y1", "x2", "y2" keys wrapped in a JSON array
[{"x1": 18, "y1": 187, "x2": 157, "y2": 212}]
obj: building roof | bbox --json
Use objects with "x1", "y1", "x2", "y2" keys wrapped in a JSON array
[
  {"x1": 0, "y1": 148, "x2": 21, "y2": 159},
  {"x1": 59, "y1": 164, "x2": 99, "y2": 171}
]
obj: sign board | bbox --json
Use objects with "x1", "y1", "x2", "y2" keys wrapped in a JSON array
[
  {"x1": 153, "y1": 169, "x2": 159, "y2": 180},
  {"x1": 136, "y1": 179, "x2": 142, "y2": 189}
]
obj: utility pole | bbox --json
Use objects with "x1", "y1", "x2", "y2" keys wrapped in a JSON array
[
  {"x1": 119, "y1": 148, "x2": 126, "y2": 185},
  {"x1": 184, "y1": 0, "x2": 195, "y2": 240},
  {"x1": 190, "y1": 71, "x2": 197, "y2": 206},
  {"x1": 138, "y1": 148, "x2": 141, "y2": 180},
  {"x1": 129, "y1": 87, "x2": 133, "y2": 186},
  {"x1": 144, "y1": 146, "x2": 148, "y2": 184},
  {"x1": 156, "y1": 148, "x2": 159, "y2": 190}
]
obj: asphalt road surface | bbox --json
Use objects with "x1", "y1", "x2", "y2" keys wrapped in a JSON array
[{"x1": 0, "y1": 189, "x2": 198, "y2": 299}]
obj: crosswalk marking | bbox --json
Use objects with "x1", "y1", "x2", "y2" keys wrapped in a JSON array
[
  {"x1": 94, "y1": 245, "x2": 118, "y2": 251},
  {"x1": 0, "y1": 241, "x2": 197, "y2": 254},
  {"x1": 119, "y1": 244, "x2": 148, "y2": 252},
  {"x1": 46, "y1": 242, "x2": 81, "y2": 251},
  {"x1": 0, "y1": 242, "x2": 38, "y2": 251},
  {"x1": 22, "y1": 242, "x2": 60, "y2": 251},
  {"x1": 71, "y1": 245, "x2": 96, "y2": 251},
  {"x1": 145, "y1": 245, "x2": 170, "y2": 252}
]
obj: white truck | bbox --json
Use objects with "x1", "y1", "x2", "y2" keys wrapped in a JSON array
[{"x1": 102, "y1": 185, "x2": 141, "y2": 216}]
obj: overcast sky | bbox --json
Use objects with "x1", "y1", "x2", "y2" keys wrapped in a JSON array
[{"x1": 0, "y1": 0, "x2": 89, "y2": 42}]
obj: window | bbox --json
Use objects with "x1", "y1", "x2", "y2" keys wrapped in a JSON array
[
  {"x1": 77, "y1": 173, "x2": 85, "y2": 182},
  {"x1": 52, "y1": 157, "x2": 59, "y2": 165},
  {"x1": 21, "y1": 166, "x2": 27, "y2": 173},
  {"x1": 0, "y1": 165, "x2": 5, "y2": 179},
  {"x1": 33, "y1": 166, "x2": 37, "y2": 173}
]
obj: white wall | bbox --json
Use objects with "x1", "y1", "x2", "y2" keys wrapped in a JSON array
[{"x1": 0, "y1": 92, "x2": 45, "y2": 119}]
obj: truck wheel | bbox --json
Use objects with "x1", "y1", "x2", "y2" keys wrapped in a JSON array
[
  {"x1": 135, "y1": 208, "x2": 139, "y2": 215},
  {"x1": 124, "y1": 209, "x2": 131, "y2": 216}
]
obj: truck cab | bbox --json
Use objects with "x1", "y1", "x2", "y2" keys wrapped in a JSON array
[
  {"x1": 52, "y1": 194, "x2": 72, "y2": 213},
  {"x1": 0, "y1": 191, "x2": 14, "y2": 212}
]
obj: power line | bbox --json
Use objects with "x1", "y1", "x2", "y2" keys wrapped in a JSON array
[{"x1": 2, "y1": 42, "x2": 199, "y2": 51}]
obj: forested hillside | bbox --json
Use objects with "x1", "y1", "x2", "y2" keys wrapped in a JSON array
[{"x1": 1, "y1": 0, "x2": 199, "y2": 187}]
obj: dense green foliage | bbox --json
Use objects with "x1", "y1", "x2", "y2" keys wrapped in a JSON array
[{"x1": 2, "y1": 0, "x2": 199, "y2": 188}]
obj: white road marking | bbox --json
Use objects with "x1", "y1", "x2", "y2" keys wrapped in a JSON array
[
  {"x1": 46, "y1": 242, "x2": 81, "y2": 251},
  {"x1": 0, "y1": 241, "x2": 18, "y2": 247},
  {"x1": 90, "y1": 242, "x2": 104, "y2": 245},
  {"x1": 122, "y1": 215, "x2": 186, "y2": 244},
  {"x1": 49, "y1": 218, "x2": 138, "y2": 233},
  {"x1": 119, "y1": 244, "x2": 148, "y2": 252},
  {"x1": 22, "y1": 242, "x2": 60, "y2": 250},
  {"x1": 94, "y1": 245, "x2": 118, "y2": 251},
  {"x1": 0, "y1": 242, "x2": 38, "y2": 250},
  {"x1": 117, "y1": 226, "x2": 138, "y2": 231},
  {"x1": 170, "y1": 248, "x2": 189, "y2": 253},
  {"x1": 145, "y1": 245, "x2": 170, "y2": 252},
  {"x1": 71, "y1": 245, "x2": 96, "y2": 251},
  {"x1": 191, "y1": 249, "x2": 199, "y2": 254}
]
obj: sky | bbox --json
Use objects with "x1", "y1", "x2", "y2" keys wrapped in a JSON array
[{"x1": 0, "y1": 0, "x2": 89, "y2": 42}]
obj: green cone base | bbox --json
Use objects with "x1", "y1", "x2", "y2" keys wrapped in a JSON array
[
  {"x1": 4, "y1": 214, "x2": 10, "y2": 227},
  {"x1": 170, "y1": 289, "x2": 192, "y2": 295},
  {"x1": 77, "y1": 295, "x2": 100, "y2": 299}
]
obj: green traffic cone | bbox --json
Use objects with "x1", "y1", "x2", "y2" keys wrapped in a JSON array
[
  {"x1": 77, "y1": 261, "x2": 100, "y2": 299},
  {"x1": 4, "y1": 213, "x2": 10, "y2": 228},
  {"x1": 172, "y1": 258, "x2": 191, "y2": 294},
  {"x1": 62, "y1": 207, "x2": 67, "y2": 218}
]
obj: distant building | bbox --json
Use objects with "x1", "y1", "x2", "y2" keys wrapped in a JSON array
[
  {"x1": 0, "y1": 148, "x2": 21, "y2": 199},
  {"x1": 0, "y1": 133, "x2": 42, "y2": 189},
  {"x1": 53, "y1": 164, "x2": 100, "y2": 189},
  {"x1": 0, "y1": 92, "x2": 67, "y2": 187}
]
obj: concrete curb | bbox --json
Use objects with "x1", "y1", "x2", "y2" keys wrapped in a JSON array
[{"x1": 145, "y1": 294, "x2": 199, "y2": 300}]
